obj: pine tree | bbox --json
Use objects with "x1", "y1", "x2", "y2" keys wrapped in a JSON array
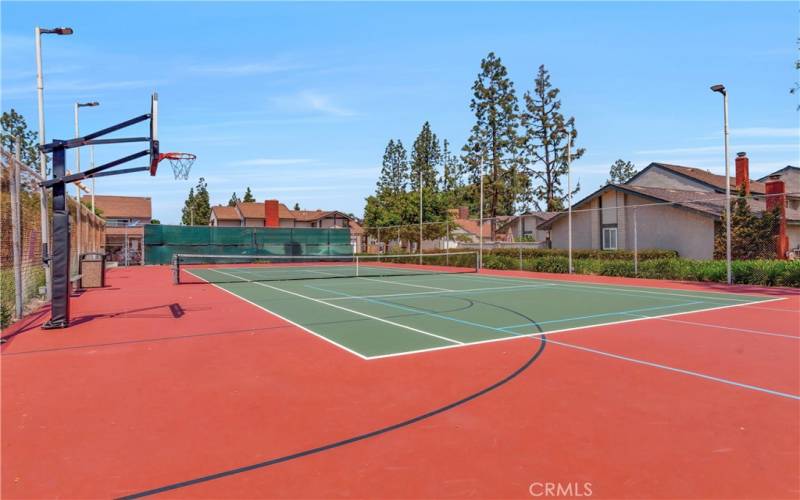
[
  {"x1": 293, "y1": 202, "x2": 301, "y2": 210},
  {"x1": 410, "y1": 122, "x2": 441, "y2": 192},
  {"x1": 181, "y1": 187, "x2": 196, "y2": 225},
  {"x1": 228, "y1": 192, "x2": 240, "y2": 207},
  {"x1": 522, "y1": 65, "x2": 584, "y2": 211},
  {"x1": 461, "y1": 52, "x2": 526, "y2": 221},
  {"x1": 242, "y1": 187, "x2": 256, "y2": 203},
  {"x1": 608, "y1": 160, "x2": 637, "y2": 185},
  {"x1": 715, "y1": 189, "x2": 780, "y2": 259},
  {"x1": 1, "y1": 109, "x2": 45, "y2": 177},
  {"x1": 377, "y1": 139, "x2": 408, "y2": 195},
  {"x1": 192, "y1": 177, "x2": 212, "y2": 225}
]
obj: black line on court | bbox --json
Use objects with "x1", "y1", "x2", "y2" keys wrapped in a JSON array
[{"x1": 117, "y1": 335, "x2": 547, "y2": 498}]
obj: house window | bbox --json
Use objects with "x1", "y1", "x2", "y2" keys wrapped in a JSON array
[{"x1": 602, "y1": 226, "x2": 618, "y2": 250}]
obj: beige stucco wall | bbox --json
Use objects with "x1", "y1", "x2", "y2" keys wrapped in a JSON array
[
  {"x1": 549, "y1": 192, "x2": 716, "y2": 259},
  {"x1": 243, "y1": 218, "x2": 263, "y2": 227},
  {"x1": 214, "y1": 219, "x2": 241, "y2": 227},
  {"x1": 788, "y1": 224, "x2": 800, "y2": 251}
]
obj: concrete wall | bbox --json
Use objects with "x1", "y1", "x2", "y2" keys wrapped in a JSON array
[{"x1": 629, "y1": 167, "x2": 714, "y2": 192}]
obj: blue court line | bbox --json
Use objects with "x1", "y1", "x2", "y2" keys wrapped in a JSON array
[
  {"x1": 498, "y1": 301, "x2": 705, "y2": 331},
  {"x1": 301, "y1": 283, "x2": 799, "y2": 400}
]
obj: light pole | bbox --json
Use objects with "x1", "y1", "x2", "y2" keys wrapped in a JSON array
[
  {"x1": 711, "y1": 84, "x2": 732, "y2": 285},
  {"x1": 418, "y1": 169, "x2": 423, "y2": 263},
  {"x1": 35, "y1": 26, "x2": 73, "y2": 299},
  {"x1": 565, "y1": 129, "x2": 573, "y2": 274},
  {"x1": 74, "y1": 101, "x2": 99, "y2": 257},
  {"x1": 90, "y1": 145, "x2": 96, "y2": 213}
]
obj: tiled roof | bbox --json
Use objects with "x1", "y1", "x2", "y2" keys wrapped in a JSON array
[
  {"x1": 455, "y1": 218, "x2": 491, "y2": 237},
  {"x1": 236, "y1": 202, "x2": 265, "y2": 219},
  {"x1": 539, "y1": 184, "x2": 800, "y2": 229},
  {"x1": 349, "y1": 220, "x2": 364, "y2": 235},
  {"x1": 92, "y1": 195, "x2": 151, "y2": 219},
  {"x1": 211, "y1": 205, "x2": 240, "y2": 221},
  {"x1": 651, "y1": 163, "x2": 767, "y2": 194}
]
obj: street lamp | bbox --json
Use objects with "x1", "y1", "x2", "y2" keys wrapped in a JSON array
[
  {"x1": 35, "y1": 25, "x2": 73, "y2": 299},
  {"x1": 74, "y1": 101, "x2": 99, "y2": 257},
  {"x1": 710, "y1": 84, "x2": 732, "y2": 285}
]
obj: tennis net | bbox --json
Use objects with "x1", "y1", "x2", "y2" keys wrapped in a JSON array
[{"x1": 173, "y1": 251, "x2": 479, "y2": 284}]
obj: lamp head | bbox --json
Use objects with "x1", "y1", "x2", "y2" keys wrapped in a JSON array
[{"x1": 710, "y1": 84, "x2": 726, "y2": 95}]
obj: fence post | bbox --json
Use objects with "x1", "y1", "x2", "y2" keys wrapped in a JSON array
[
  {"x1": 377, "y1": 227, "x2": 381, "y2": 255},
  {"x1": 11, "y1": 139, "x2": 24, "y2": 319},
  {"x1": 633, "y1": 206, "x2": 638, "y2": 276}
]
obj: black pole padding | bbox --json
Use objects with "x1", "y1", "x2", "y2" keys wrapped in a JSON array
[{"x1": 43, "y1": 146, "x2": 70, "y2": 329}]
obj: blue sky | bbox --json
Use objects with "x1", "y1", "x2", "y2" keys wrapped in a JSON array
[{"x1": 2, "y1": 2, "x2": 798, "y2": 224}]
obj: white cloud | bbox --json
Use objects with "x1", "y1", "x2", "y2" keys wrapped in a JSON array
[
  {"x1": 270, "y1": 90, "x2": 357, "y2": 117},
  {"x1": 730, "y1": 127, "x2": 800, "y2": 138},
  {"x1": 228, "y1": 158, "x2": 315, "y2": 167}
]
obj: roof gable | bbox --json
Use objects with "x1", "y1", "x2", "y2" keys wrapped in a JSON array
[
  {"x1": 93, "y1": 195, "x2": 152, "y2": 219},
  {"x1": 628, "y1": 163, "x2": 767, "y2": 194}
]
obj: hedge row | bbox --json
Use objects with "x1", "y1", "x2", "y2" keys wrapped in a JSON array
[
  {"x1": 488, "y1": 248, "x2": 679, "y2": 261},
  {"x1": 481, "y1": 254, "x2": 800, "y2": 287}
]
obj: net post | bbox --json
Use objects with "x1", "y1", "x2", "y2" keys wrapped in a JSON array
[
  {"x1": 172, "y1": 254, "x2": 180, "y2": 284},
  {"x1": 356, "y1": 255, "x2": 360, "y2": 277}
]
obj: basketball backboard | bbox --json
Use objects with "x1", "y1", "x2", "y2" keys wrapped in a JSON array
[{"x1": 149, "y1": 92, "x2": 160, "y2": 175}]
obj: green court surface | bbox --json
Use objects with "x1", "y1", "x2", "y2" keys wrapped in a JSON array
[{"x1": 186, "y1": 268, "x2": 777, "y2": 359}]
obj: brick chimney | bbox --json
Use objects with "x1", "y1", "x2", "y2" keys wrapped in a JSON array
[
  {"x1": 765, "y1": 175, "x2": 788, "y2": 259},
  {"x1": 458, "y1": 206, "x2": 469, "y2": 219},
  {"x1": 264, "y1": 199, "x2": 280, "y2": 228},
  {"x1": 735, "y1": 152, "x2": 750, "y2": 195}
]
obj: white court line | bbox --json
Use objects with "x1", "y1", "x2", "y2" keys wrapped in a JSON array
[
  {"x1": 546, "y1": 338, "x2": 800, "y2": 400},
  {"x1": 205, "y1": 268, "x2": 464, "y2": 346},
  {"x1": 364, "y1": 296, "x2": 787, "y2": 360},
  {"x1": 357, "y1": 276, "x2": 451, "y2": 291},
  {"x1": 184, "y1": 270, "x2": 370, "y2": 360},
  {"x1": 454, "y1": 273, "x2": 784, "y2": 304},
  {"x1": 319, "y1": 283, "x2": 556, "y2": 302},
  {"x1": 640, "y1": 316, "x2": 799, "y2": 340}
]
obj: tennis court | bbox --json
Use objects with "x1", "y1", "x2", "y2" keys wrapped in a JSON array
[
  {"x1": 179, "y1": 252, "x2": 781, "y2": 359},
  {"x1": 2, "y1": 259, "x2": 798, "y2": 499}
]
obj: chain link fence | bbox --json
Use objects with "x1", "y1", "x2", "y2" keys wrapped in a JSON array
[
  {"x1": 362, "y1": 189, "x2": 799, "y2": 287},
  {"x1": 1, "y1": 144, "x2": 105, "y2": 328}
]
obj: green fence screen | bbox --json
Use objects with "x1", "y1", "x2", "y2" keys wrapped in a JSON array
[{"x1": 144, "y1": 225, "x2": 353, "y2": 264}]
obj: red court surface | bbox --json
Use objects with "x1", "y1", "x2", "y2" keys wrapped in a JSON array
[{"x1": 2, "y1": 266, "x2": 799, "y2": 499}]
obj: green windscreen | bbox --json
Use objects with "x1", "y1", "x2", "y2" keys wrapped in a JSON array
[{"x1": 144, "y1": 224, "x2": 353, "y2": 264}]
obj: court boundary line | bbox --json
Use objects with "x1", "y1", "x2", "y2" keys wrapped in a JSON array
[
  {"x1": 546, "y1": 338, "x2": 800, "y2": 400},
  {"x1": 636, "y1": 316, "x2": 799, "y2": 340},
  {"x1": 184, "y1": 268, "x2": 786, "y2": 361},
  {"x1": 184, "y1": 270, "x2": 371, "y2": 360},
  {"x1": 201, "y1": 268, "x2": 465, "y2": 347},
  {"x1": 454, "y1": 273, "x2": 785, "y2": 304}
]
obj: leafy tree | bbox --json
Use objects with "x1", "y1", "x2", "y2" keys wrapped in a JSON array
[
  {"x1": 714, "y1": 189, "x2": 780, "y2": 259},
  {"x1": 522, "y1": 65, "x2": 584, "y2": 211},
  {"x1": 227, "y1": 192, "x2": 240, "y2": 207},
  {"x1": 410, "y1": 122, "x2": 441, "y2": 192},
  {"x1": 608, "y1": 159, "x2": 637, "y2": 185},
  {"x1": 150, "y1": 219, "x2": 161, "y2": 224},
  {"x1": 293, "y1": 202, "x2": 301, "y2": 210},
  {"x1": 377, "y1": 139, "x2": 408, "y2": 195},
  {"x1": 1, "y1": 109, "x2": 47, "y2": 176},
  {"x1": 80, "y1": 198, "x2": 103, "y2": 216},
  {"x1": 180, "y1": 178, "x2": 211, "y2": 225},
  {"x1": 242, "y1": 187, "x2": 256, "y2": 203},
  {"x1": 461, "y1": 52, "x2": 526, "y2": 223}
]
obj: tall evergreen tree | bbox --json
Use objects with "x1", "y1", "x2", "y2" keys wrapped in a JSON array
[
  {"x1": 1, "y1": 109, "x2": 45, "y2": 173},
  {"x1": 461, "y1": 52, "x2": 526, "y2": 221},
  {"x1": 181, "y1": 187, "x2": 196, "y2": 225},
  {"x1": 242, "y1": 187, "x2": 256, "y2": 203},
  {"x1": 522, "y1": 65, "x2": 584, "y2": 211},
  {"x1": 227, "y1": 192, "x2": 240, "y2": 207},
  {"x1": 192, "y1": 177, "x2": 212, "y2": 225},
  {"x1": 410, "y1": 122, "x2": 441, "y2": 192},
  {"x1": 607, "y1": 159, "x2": 637, "y2": 185},
  {"x1": 376, "y1": 139, "x2": 408, "y2": 195},
  {"x1": 293, "y1": 202, "x2": 301, "y2": 210}
]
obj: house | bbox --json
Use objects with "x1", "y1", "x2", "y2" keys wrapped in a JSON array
[
  {"x1": 92, "y1": 195, "x2": 152, "y2": 265},
  {"x1": 209, "y1": 199, "x2": 362, "y2": 251},
  {"x1": 496, "y1": 212, "x2": 557, "y2": 242},
  {"x1": 538, "y1": 154, "x2": 800, "y2": 260}
]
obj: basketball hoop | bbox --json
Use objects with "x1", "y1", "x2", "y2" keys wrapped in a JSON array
[{"x1": 159, "y1": 152, "x2": 196, "y2": 180}]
